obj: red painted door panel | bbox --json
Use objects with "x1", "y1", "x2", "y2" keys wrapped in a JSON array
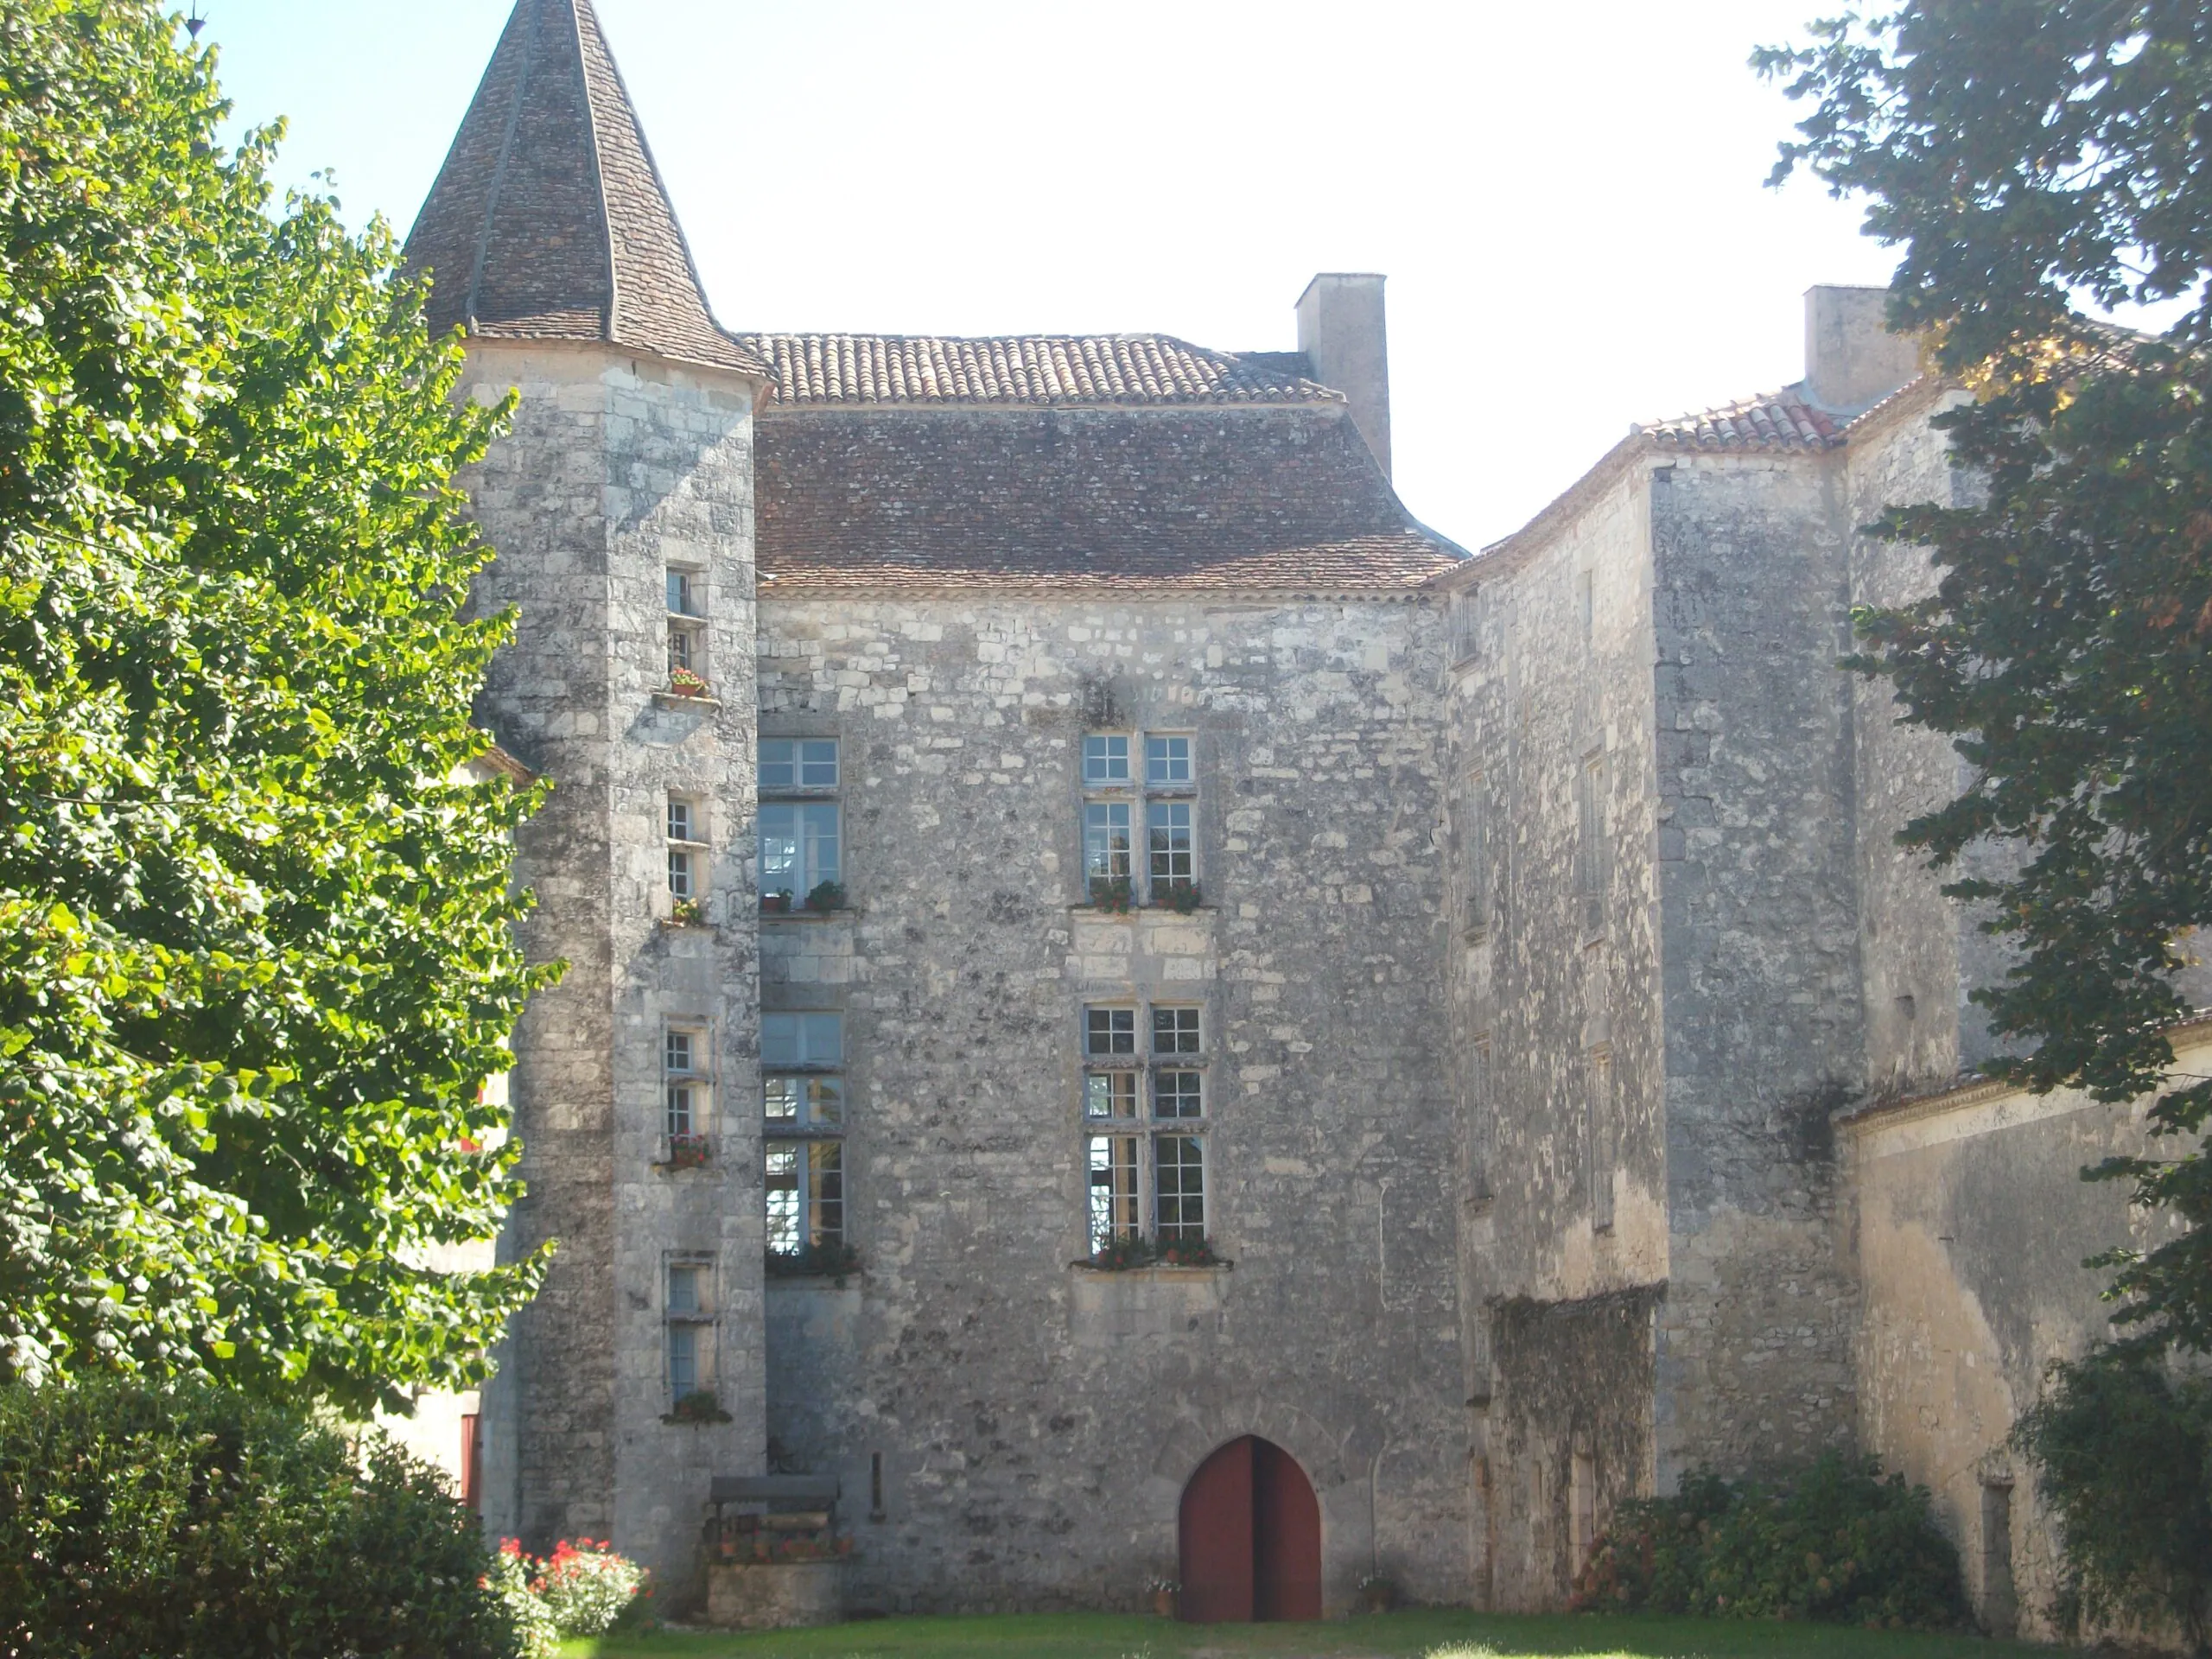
[
  {"x1": 1178, "y1": 1437, "x2": 1255, "y2": 1623},
  {"x1": 1252, "y1": 1439, "x2": 1323, "y2": 1620}
]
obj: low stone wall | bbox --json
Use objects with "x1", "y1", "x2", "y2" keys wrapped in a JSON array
[{"x1": 705, "y1": 1560, "x2": 849, "y2": 1630}]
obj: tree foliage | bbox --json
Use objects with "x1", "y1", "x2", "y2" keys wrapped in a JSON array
[
  {"x1": 2011, "y1": 1344, "x2": 2212, "y2": 1652},
  {"x1": 1760, "y1": 5, "x2": 2212, "y2": 1350},
  {"x1": 0, "y1": 1379, "x2": 528, "y2": 1658},
  {"x1": 0, "y1": 0, "x2": 550, "y2": 1412}
]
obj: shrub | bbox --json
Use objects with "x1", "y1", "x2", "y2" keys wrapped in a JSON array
[
  {"x1": 2012, "y1": 1344, "x2": 2212, "y2": 1651},
  {"x1": 486, "y1": 1545, "x2": 561, "y2": 1659},
  {"x1": 0, "y1": 1380, "x2": 525, "y2": 1658},
  {"x1": 512, "y1": 1538, "x2": 649, "y2": 1638},
  {"x1": 1573, "y1": 1452, "x2": 1966, "y2": 1630}
]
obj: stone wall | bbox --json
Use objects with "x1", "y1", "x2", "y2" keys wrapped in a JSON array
[
  {"x1": 457, "y1": 341, "x2": 766, "y2": 1589},
  {"x1": 1847, "y1": 1024, "x2": 2212, "y2": 1644},
  {"x1": 749, "y1": 593, "x2": 1467, "y2": 1613},
  {"x1": 1648, "y1": 452, "x2": 1862, "y2": 1484}
]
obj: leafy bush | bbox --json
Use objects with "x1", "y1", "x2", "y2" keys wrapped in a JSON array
[
  {"x1": 1573, "y1": 1452, "x2": 1966, "y2": 1630},
  {"x1": 490, "y1": 1538, "x2": 648, "y2": 1645},
  {"x1": 0, "y1": 1380, "x2": 525, "y2": 1658},
  {"x1": 2013, "y1": 1344, "x2": 2212, "y2": 1651},
  {"x1": 485, "y1": 1545, "x2": 561, "y2": 1659}
]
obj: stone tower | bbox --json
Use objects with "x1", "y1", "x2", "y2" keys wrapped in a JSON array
[{"x1": 403, "y1": 0, "x2": 770, "y2": 1581}]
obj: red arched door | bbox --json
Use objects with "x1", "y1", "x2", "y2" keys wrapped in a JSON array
[{"x1": 1178, "y1": 1436, "x2": 1322, "y2": 1622}]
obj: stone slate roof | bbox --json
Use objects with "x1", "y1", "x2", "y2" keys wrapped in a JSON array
[
  {"x1": 740, "y1": 334, "x2": 1338, "y2": 409},
  {"x1": 1636, "y1": 387, "x2": 1847, "y2": 451},
  {"x1": 754, "y1": 406, "x2": 1462, "y2": 594},
  {"x1": 403, "y1": 0, "x2": 766, "y2": 378}
]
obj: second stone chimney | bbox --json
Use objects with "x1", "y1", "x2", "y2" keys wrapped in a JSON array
[
  {"x1": 1802, "y1": 285, "x2": 1921, "y2": 415},
  {"x1": 1297, "y1": 273, "x2": 1392, "y2": 480}
]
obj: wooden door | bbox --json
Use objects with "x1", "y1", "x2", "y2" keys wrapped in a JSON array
[
  {"x1": 1179, "y1": 1437, "x2": 1255, "y2": 1622},
  {"x1": 1253, "y1": 1438, "x2": 1323, "y2": 1620},
  {"x1": 1179, "y1": 1436, "x2": 1321, "y2": 1622}
]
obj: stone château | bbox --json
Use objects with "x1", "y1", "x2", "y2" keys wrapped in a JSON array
[{"x1": 386, "y1": 0, "x2": 2212, "y2": 1635}]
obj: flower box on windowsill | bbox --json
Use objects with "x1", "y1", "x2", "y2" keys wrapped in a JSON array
[
  {"x1": 1151, "y1": 882, "x2": 1204, "y2": 915},
  {"x1": 1076, "y1": 1236, "x2": 1227, "y2": 1273},
  {"x1": 765, "y1": 1243, "x2": 861, "y2": 1286},
  {"x1": 662, "y1": 1388, "x2": 732, "y2": 1426},
  {"x1": 654, "y1": 1132, "x2": 711, "y2": 1170},
  {"x1": 653, "y1": 674, "x2": 721, "y2": 711},
  {"x1": 665, "y1": 897, "x2": 709, "y2": 928}
]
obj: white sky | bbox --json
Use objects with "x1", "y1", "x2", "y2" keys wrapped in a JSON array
[{"x1": 203, "y1": 0, "x2": 1900, "y2": 550}]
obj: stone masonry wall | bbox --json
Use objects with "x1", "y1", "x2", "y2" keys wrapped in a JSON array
[
  {"x1": 1648, "y1": 453, "x2": 1862, "y2": 1484},
  {"x1": 1443, "y1": 461, "x2": 1669, "y2": 1607},
  {"x1": 749, "y1": 594, "x2": 1466, "y2": 1614},
  {"x1": 458, "y1": 342, "x2": 764, "y2": 1591}
]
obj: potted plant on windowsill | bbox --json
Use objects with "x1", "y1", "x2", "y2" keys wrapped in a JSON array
[
  {"x1": 662, "y1": 1389, "x2": 731, "y2": 1426},
  {"x1": 1086, "y1": 1234, "x2": 1155, "y2": 1272},
  {"x1": 765, "y1": 1241, "x2": 862, "y2": 1287},
  {"x1": 666, "y1": 665, "x2": 711, "y2": 698},
  {"x1": 1154, "y1": 1236, "x2": 1220, "y2": 1268},
  {"x1": 666, "y1": 1132, "x2": 710, "y2": 1169},
  {"x1": 668, "y1": 895, "x2": 706, "y2": 927},
  {"x1": 804, "y1": 880, "x2": 846, "y2": 913},
  {"x1": 760, "y1": 889, "x2": 794, "y2": 914},
  {"x1": 1154, "y1": 880, "x2": 1203, "y2": 914},
  {"x1": 1087, "y1": 875, "x2": 1134, "y2": 913}
]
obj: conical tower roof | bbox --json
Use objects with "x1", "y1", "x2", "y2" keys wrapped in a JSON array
[{"x1": 404, "y1": 0, "x2": 767, "y2": 378}]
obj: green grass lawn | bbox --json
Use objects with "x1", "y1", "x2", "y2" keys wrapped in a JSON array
[{"x1": 562, "y1": 1609, "x2": 2045, "y2": 1659}]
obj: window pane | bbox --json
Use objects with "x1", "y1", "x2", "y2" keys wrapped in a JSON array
[
  {"x1": 665, "y1": 1030, "x2": 695, "y2": 1074},
  {"x1": 1084, "y1": 1071, "x2": 1136, "y2": 1119},
  {"x1": 800, "y1": 803, "x2": 841, "y2": 888},
  {"x1": 760, "y1": 804, "x2": 799, "y2": 897},
  {"x1": 765, "y1": 1143, "x2": 802, "y2": 1254},
  {"x1": 1145, "y1": 734, "x2": 1192, "y2": 785},
  {"x1": 761, "y1": 1014, "x2": 798, "y2": 1069},
  {"x1": 666, "y1": 1080, "x2": 696, "y2": 1135},
  {"x1": 666, "y1": 625, "x2": 694, "y2": 674},
  {"x1": 810, "y1": 1141, "x2": 844, "y2": 1246},
  {"x1": 763, "y1": 1012, "x2": 841, "y2": 1069},
  {"x1": 667, "y1": 847, "x2": 694, "y2": 899},
  {"x1": 667, "y1": 799, "x2": 694, "y2": 842},
  {"x1": 1088, "y1": 1135, "x2": 1139, "y2": 1249},
  {"x1": 667, "y1": 570, "x2": 700, "y2": 616},
  {"x1": 1082, "y1": 734, "x2": 1129, "y2": 785},
  {"x1": 763, "y1": 1077, "x2": 801, "y2": 1121},
  {"x1": 1155, "y1": 1135, "x2": 1205, "y2": 1241},
  {"x1": 1147, "y1": 802, "x2": 1194, "y2": 883},
  {"x1": 1154, "y1": 1070, "x2": 1203, "y2": 1119},
  {"x1": 666, "y1": 1324, "x2": 696, "y2": 1397},
  {"x1": 1084, "y1": 1007, "x2": 1135, "y2": 1057},
  {"x1": 806, "y1": 1076, "x2": 845, "y2": 1127},
  {"x1": 1152, "y1": 1007, "x2": 1200, "y2": 1054},
  {"x1": 798, "y1": 740, "x2": 839, "y2": 788},
  {"x1": 667, "y1": 1264, "x2": 701, "y2": 1314},
  {"x1": 760, "y1": 740, "x2": 795, "y2": 791},
  {"x1": 1083, "y1": 801, "x2": 1132, "y2": 881}
]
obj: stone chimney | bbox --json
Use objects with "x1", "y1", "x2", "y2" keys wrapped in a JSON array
[
  {"x1": 1802, "y1": 285, "x2": 1921, "y2": 415},
  {"x1": 1296, "y1": 273, "x2": 1391, "y2": 480}
]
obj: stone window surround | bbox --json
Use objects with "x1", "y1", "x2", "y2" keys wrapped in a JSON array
[
  {"x1": 663, "y1": 1249, "x2": 719, "y2": 1404},
  {"x1": 1081, "y1": 999, "x2": 1211, "y2": 1250},
  {"x1": 1080, "y1": 725, "x2": 1200, "y2": 907},
  {"x1": 665, "y1": 791, "x2": 708, "y2": 905}
]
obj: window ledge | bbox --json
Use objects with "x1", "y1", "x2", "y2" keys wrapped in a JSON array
[
  {"x1": 1069, "y1": 1259, "x2": 1232, "y2": 1276},
  {"x1": 1069, "y1": 904, "x2": 1213, "y2": 918},
  {"x1": 652, "y1": 689, "x2": 722, "y2": 711},
  {"x1": 760, "y1": 906, "x2": 856, "y2": 923}
]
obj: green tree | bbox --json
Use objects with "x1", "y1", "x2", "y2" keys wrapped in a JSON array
[
  {"x1": 0, "y1": 0, "x2": 550, "y2": 1413},
  {"x1": 1758, "y1": 5, "x2": 2212, "y2": 1350}
]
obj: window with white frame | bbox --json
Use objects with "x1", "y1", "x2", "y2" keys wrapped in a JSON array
[
  {"x1": 1081, "y1": 729, "x2": 1199, "y2": 908},
  {"x1": 667, "y1": 794, "x2": 707, "y2": 915},
  {"x1": 666, "y1": 566, "x2": 705, "y2": 686},
  {"x1": 664, "y1": 1253, "x2": 715, "y2": 1403},
  {"x1": 1080, "y1": 1001, "x2": 1210, "y2": 1255},
  {"x1": 763, "y1": 1011, "x2": 845, "y2": 1257},
  {"x1": 664, "y1": 1026, "x2": 708, "y2": 1140},
  {"x1": 759, "y1": 738, "x2": 842, "y2": 911}
]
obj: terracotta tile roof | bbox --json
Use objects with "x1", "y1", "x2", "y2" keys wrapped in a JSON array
[
  {"x1": 403, "y1": 0, "x2": 766, "y2": 378},
  {"x1": 739, "y1": 334, "x2": 1338, "y2": 408},
  {"x1": 755, "y1": 407, "x2": 1462, "y2": 593},
  {"x1": 1637, "y1": 386, "x2": 1846, "y2": 451}
]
